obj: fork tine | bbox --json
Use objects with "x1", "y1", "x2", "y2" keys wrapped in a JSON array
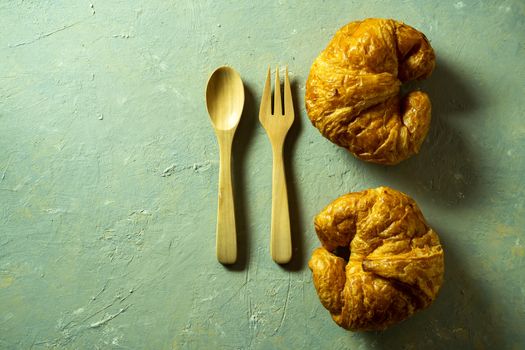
[
  {"x1": 259, "y1": 66, "x2": 272, "y2": 120},
  {"x1": 274, "y1": 66, "x2": 282, "y2": 116},
  {"x1": 284, "y1": 66, "x2": 294, "y2": 117}
]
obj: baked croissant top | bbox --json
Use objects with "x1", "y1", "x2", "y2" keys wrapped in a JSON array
[
  {"x1": 305, "y1": 18, "x2": 435, "y2": 165},
  {"x1": 308, "y1": 187, "x2": 444, "y2": 331}
]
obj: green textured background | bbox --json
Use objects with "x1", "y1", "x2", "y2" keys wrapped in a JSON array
[{"x1": 1, "y1": 0, "x2": 524, "y2": 349}]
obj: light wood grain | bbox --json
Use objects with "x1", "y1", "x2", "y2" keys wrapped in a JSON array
[
  {"x1": 206, "y1": 66, "x2": 244, "y2": 264},
  {"x1": 259, "y1": 66, "x2": 294, "y2": 264}
]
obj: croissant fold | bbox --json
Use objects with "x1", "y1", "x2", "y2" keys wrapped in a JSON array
[
  {"x1": 308, "y1": 187, "x2": 444, "y2": 331},
  {"x1": 305, "y1": 18, "x2": 435, "y2": 165}
]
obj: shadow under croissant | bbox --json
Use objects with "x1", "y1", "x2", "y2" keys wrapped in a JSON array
[
  {"x1": 357, "y1": 223, "x2": 508, "y2": 349},
  {"x1": 340, "y1": 58, "x2": 487, "y2": 208}
]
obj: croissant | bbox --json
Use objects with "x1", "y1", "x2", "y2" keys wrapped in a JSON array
[
  {"x1": 305, "y1": 18, "x2": 435, "y2": 165},
  {"x1": 308, "y1": 187, "x2": 444, "y2": 331}
]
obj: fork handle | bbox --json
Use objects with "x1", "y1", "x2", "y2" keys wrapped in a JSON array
[
  {"x1": 270, "y1": 143, "x2": 292, "y2": 264},
  {"x1": 216, "y1": 131, "x2": 237, "y2": 264}
]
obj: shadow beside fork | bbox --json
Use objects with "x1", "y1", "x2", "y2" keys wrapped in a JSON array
[
  {"x1": 279, "y1": 80, "x2": 307, "y2": 272},
  {"x1": 225, "y1": 78, "x2": 306, "y2": 272}
]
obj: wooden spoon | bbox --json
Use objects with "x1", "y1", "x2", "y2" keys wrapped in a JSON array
[{"x1": 205, "y1": 66, "x2": 244, "y2": 264}]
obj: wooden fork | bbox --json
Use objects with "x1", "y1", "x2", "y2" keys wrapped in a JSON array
[{"x1": 259, "y1": 66, "x2": 294, "y2": 264}]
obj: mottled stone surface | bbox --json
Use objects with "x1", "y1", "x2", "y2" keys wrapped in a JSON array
[{"x1": 1, "y1": 1, "x2": 524, "y2": 349}]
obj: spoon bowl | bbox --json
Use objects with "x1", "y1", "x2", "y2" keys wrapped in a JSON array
[
  {"x1": 206, "y1": 66, "x2": 244, "y2": 131},
  {"x1": 205, "y1": 66, "x2": 244, "y2": 264}
]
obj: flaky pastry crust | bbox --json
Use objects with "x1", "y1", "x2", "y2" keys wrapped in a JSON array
[
  {"x1": 308, "y1": 187, "x2": 444, "y2": 331},
  {"x1": 305, "y1": 18, "x2": 435, "y2": 165}
]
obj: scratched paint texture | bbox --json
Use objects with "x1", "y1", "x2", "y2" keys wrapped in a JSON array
[{"x1": 0, "y1": 0, "x2": 524, "y2": 349}]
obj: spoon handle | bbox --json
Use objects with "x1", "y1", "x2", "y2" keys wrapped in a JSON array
[
  {"x1": 216, "y1": 131, "x2": 237, "y2": 264},
  {"x1": 270, "y1": 143, "x2": 292, "y2": 264}
]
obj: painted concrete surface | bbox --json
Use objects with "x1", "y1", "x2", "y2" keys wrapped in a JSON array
[{"x1": 1, "y1": 0, "x2": 524, "y2": 349}]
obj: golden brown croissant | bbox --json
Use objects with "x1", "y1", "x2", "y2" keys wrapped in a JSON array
[
  {"x1": 308, "y1": 187, "x2": 444, "y2": 331},
  {"x1": 305, "y1": 18, "x2": 435, "y2": 165}
]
